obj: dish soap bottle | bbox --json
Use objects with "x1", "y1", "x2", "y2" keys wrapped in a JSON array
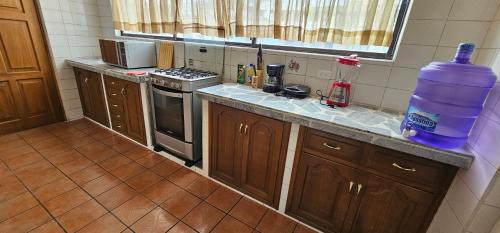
[{"x1": 401, "y1": 43, "x2": 497, "y2": 149}]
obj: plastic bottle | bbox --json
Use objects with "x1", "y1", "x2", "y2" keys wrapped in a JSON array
[{"x1": 401, "y1": 43, "x2": 497, "y2": 149}]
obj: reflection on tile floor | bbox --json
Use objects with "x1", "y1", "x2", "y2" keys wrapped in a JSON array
[{"x1": 0, "y1": 119, "x2": 315, "y2": 233}]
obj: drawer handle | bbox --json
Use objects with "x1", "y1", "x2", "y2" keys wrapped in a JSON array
[
  {"x1": 116, "y1": 125, "x2": 121, "y2": 128},
  {"x1": 323, "y1": 142, "x2": 341, "y2": 150},
  {"x1": 357, "y1": 184, "x2": 363, "y2": 195},
  {"x1": 113, "y1": 104, "x2": 118, "y2": 107},
  {"x1": 112, "y1": 93, "x2": 117, "y2": 96},
  {"x1": 239, "y1": 123, "x2": 243, "y2": 135},
  {"x1": 392, "y1": 163, "x2": 416, "y2": 172},
  {"x1": 116, "y1": 115, "x2": 120, "y2": 118},
  {"x1": 111, "y1": 81, "x2": 115, "y2": 85},
  {"x1": 244, "y1": 125, "x2": 249, "y2": 135},
  {"x1": 348, "y1": 181, "x2": 354, "y2": 193}
]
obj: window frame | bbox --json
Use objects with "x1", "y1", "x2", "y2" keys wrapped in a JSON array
[{"x1": 120, "y1": 0, "x2": 411, "y2": 60}]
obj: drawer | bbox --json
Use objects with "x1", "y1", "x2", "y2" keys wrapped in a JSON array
[
  {"x1": 303, "y1": 129, "x2": 365, "y2": 165},
  {"x1": 104, "y1": 76, "x2": 123, "y2": 90},
  {"x1": 107, "y1": 98, "x2": 124, "y2": 114},
  {"x1": 111, "y1": 119, "x2": 127, "y2": 134},
  {"x1": 106, "y1": 87, "x2": 122, "y2": 100},
  {"x1": 364, "y1": 146, "x2": 449, "y2": 190}
]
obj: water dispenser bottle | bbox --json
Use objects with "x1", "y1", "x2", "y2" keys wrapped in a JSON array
[{"x1": 401, "y1": 43, "x2": 497, "y2": 149}]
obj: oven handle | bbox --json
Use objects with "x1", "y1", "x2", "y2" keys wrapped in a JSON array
[{"x1": 152, "y1": 87, "x2": 183, "y2": 98}]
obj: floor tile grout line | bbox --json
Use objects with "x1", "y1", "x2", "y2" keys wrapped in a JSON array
[
  {"x1": 16, "y1": 125, "x2": 134, "y2": 232},
  {"x1": 1, "y1": 136, "x2": 69, "y2": 232}
]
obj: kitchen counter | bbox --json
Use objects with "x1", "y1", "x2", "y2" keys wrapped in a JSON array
[
  {"x1": 66, "y1": 58, "x2": 155, "y2": 83},
  {"x1": 197, "y1": 83, "x2": 475, "y2": 168}
]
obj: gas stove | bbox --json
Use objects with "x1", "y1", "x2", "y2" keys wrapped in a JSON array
[{"x1": 149, "y1": 67, "x2": 220, "y2": 92}]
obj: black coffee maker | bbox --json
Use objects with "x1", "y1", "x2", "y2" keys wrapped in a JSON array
[{"x1": 263, "y1": 64, "x2": 285, "y2": 93}]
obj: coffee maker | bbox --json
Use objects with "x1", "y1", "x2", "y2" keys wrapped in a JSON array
[{"x1": 263, "y1": 64, "x2": 285, "y2": 93}]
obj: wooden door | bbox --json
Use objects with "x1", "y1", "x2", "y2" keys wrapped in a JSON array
[
  {"x1": 287, "y1": 153, "x2": 359, "y2": 233},
  {"x1": 209, "y1": 103, "x2": 244, "y2": 186},
  {"x1": 240, "y1": 112, "x2": 287, "y2": 207},
  {"x1": 122, "y1": 81, "x2": 146, "y2": 144},
  {"x1": 343, "y1": 175, "x2": 434, "y2": 233},
  {"x1": 0, "y1": 0, "x2": 63, "y2": 134}
]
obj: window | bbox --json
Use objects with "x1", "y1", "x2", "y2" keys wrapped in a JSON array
[{"x1": 114, "y1": 0, "x2": 410, "y2": 59}]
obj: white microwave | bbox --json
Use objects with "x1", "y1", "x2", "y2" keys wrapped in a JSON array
[{"x1": 99, "y1": 39, "x2": 156, "y2": 69}]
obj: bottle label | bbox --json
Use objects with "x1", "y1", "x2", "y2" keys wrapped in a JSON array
[{"x1": 406, "y1": 105, "x2": 440, "y2": 132}]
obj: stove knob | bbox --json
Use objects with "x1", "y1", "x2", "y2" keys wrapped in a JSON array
[
  {"x1": 170, "y1": 82, "x2": 175, "y2": 88},
  {"x1": 175, "y1": 83, "x2": 182, "y2": 89}
]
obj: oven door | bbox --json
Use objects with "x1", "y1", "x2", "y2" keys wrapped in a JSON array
[{"x1": 152, "y1": 85, "x2": 192, "y2": 143}]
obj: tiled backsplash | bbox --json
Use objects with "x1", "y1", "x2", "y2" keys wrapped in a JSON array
[
  {"x1": 39, "y1": 0, "x2": 113, "y2": 120},
  {"x1": 36, "y1": 0, "x2": 500, "y2": 233}
]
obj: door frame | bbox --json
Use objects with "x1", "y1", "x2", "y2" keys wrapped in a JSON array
[{"x1": 33, "y1": 0, "x2": 66, "y2": 122}]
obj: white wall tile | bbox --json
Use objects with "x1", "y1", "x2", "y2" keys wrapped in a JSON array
[
  {"x1": 40, "y1": 0, "x2": 61, "y2": 10},
  {"x1": 356, "y1": 64, "x2": 391, "y2": 87},
  {"x1": 402, "y1": 20, "x2": 446, "y2": 46},
  {"x1": 448, "y1": 0, "x2": 500, "y2": 21},
  {"x1": 305, "y1": 77, "x2": 330, "y2": 94},
  {"x1": 381, "y1": 88, "x2": 411, "y2": 112},
  {"x1": 352, "y1": 84, "x2": 385, "y2": 107},
  {"x1": 285, "y1": 55, "x2": 308, "y2": 76},
  {"x1": 306, "y1": 58, "x2": 334, "y2": 79},
  {"x1": 483, "y1": 21, "x2": 500, "y2": 49},
  {"x1": 284, "y1": 74, "x2": 306, "y2": 85},
  {"x1": 409, "y1": 0, "x2": 454, "y2": 20},
  {"x1": 445, "y1": 176, "x2": 480, "y2": 224},
  {"x1": 467, "y1": 204, "x2": 500, "y2": 233},
  {"x1": 387, "y1": 67, "x2": 419, "y2": 91},
  {"x1": 475, "y1": 49, "x2": 499, "y2": 66},
  {"x1": 230, "y1": 50, "x2": 248, "y2": 67},
  {"x1": 394, "y1": 45, "x2": 436, "y2": 69},
  {"x1": 485, "y1": 174, "x2": 500, "y2": 207},
  {"x1": 439, "y1": 21, "x2": 491, "y2": 47},
  {"x1": 433, "y1": 200, "x2": 464, "y2": 233},
  {"x1": 458, "y1": 155, "x2": 497, "y2": 199},
  {"x1": 492, "y1": 51, "x2": 500, "y2": 76}
]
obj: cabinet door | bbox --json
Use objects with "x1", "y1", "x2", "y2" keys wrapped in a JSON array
[
  {"x1": 343, "y1": 175, "x2": 434, "y2": 233},
  {"x1": 122, "y1": 81, "x2": 146, "y2": 144},
  {"x1": 86, "y1": 71, "x2": 109, "y2": 126},
  {"x1": 74, "y1": 68, "x2": 93, "y2": 118},
  {"x1": 210, "y1": 103, "x2": 244, "y2": 186},
  {"x1": 287, "y1": 153, "x2": 359, "y2": 233},
  {"x1": 240, "y1": 112, "x2": 286, "y2": 206}
]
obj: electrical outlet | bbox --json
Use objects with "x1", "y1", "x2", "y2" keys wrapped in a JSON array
[{"x1": 318, "y1": 70, "x2": 334, "y2": 79}]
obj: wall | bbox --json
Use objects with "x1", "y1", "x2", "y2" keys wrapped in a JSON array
[
  {"x1": 425, "y1": 5, "x2": 500, "y2": 233},
  {"x1": 38, "y1": 0, "x2": 113, "y2": 121},
  {"x1": 207, "y1": 0, "x2": 500, "y2": 113}
]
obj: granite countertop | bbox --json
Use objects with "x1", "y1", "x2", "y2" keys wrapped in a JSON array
[
  {"x1": 197, "y1": 83, "x2": 475, "y2": 168},
  {"x1": 66, "y1": 58, "x2": 155, "y2": 83}
]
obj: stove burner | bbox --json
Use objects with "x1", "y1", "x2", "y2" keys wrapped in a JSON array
[{"x1": 154, "y1": 67, "x2": 218, "y2": 80}]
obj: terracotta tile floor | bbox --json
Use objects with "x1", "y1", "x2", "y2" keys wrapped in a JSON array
[{"x1": 0, "y1": 119, "x2": 316, "y2": 233}]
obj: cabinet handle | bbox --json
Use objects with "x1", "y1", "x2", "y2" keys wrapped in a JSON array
[
  {"x1": 112, "y1": 93, "x2": 117, "y2": 96},
  {"x1": 348, "y1": 181, "x2": 354, "y2": 193},
  {"x1": 116, "y1": 125, "x2": 121, "y2": 128},
  {"x1": 112, "y1": 104, "x2": 118, "y2": 107},
  {"x1": 239, "y1": 123, "x2": 243, "y2": 135},
  {"x1": 116, "y1": 114, "x2": 120, "y2": 118},
  {"x1": 357, "y1": 184, "x2": 363, "y2": 195},
  {"x1": 392, "y1": 163, "x2": 416, "y2": 172},
  {"x1": 121, "y1": 88, "x2": 126, "y2": 96},
  {"x1": 244, "y1": 125, "x2": 249, "y2": 135},
  {"x1": 84, "y1": 77, "x2": 88, "y2": 84},
  {"x1": 111, "y1": 81, "x2": 115, "y2": 85},
  {"x1": 323, "y1": 142, "x2": 341, "y2": 150}
]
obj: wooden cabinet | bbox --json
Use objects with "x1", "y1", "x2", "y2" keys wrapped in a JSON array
[
  {"x1": 287, "y1": 128, "x2": 457, "y2": 233},
  {"x1": 210, "y1": 103, "x2": 290, "y2": 208},
  {"x1": 104, "y1": 76, "x2": 146, "y2": 145},
  {"x1": 74, "y1": 68, "x2": 109, "y2": 127}
]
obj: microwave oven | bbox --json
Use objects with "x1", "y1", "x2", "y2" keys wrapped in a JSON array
[{"x1": 99, "y1": 39, "x2": 157, "y2": 69}]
